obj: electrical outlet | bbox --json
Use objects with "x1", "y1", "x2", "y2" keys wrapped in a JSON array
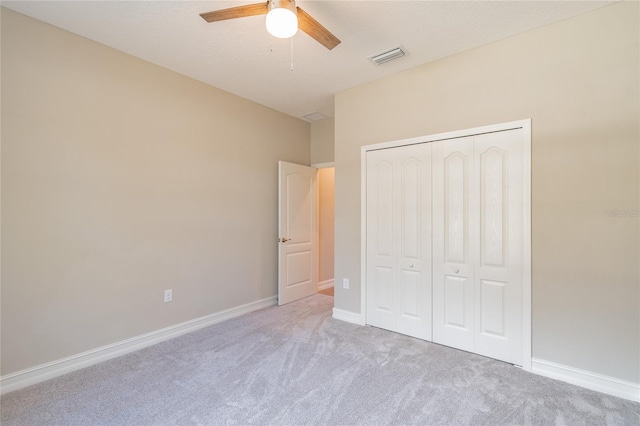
[
  {"x1": 164, "y1": 289, "x2": 173, "y2": 303},
  {"x1": 342, "y1": 278, "x2": 350, "y2": 290}
]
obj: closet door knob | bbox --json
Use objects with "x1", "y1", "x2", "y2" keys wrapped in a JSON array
[
  {"x1": 454, "y1": 268, "x2": 459, "y2": 274},
  {"x1": 409, "y1": 264, "x2": 414, "y2": 268}
]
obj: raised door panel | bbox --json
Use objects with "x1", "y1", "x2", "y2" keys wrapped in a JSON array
[
  {"x1": 432, "y1": 137, "x2": 474, "y2": 351},
  {"x1": 286, "y1": 251, "x2": 312, "y2": 287},
  {"x1": 375, "y1": 160, "x2": 394, "y2": 258},
  {"x1": 374, "y1": 266, "x2": 394, "y2": 312},
  {"x1": 479, "y1": 148, "x2": 507, "y2": 268},
  {"x1": 479, "y1": 279, "x2": 507, "y2": 337},
  {"x1": 444, "y1": 275, "x2": 468, "y2": 329},
  {"x1": 473, "y1": 129, "x2": 523, "y2": 365},
  {"x1": 400, "y1": 269, "x2": 420, "y2": 318},
  {"x1": 287, "y1": 173, "x2": 313, "y2": 244}
]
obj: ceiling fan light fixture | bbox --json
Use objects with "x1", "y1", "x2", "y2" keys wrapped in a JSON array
[{"x1": 266, "y1": 0, "x2": 298, "y2": 39}]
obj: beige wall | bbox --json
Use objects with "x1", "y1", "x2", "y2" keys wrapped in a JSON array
[
  {"x1": 310, "y1": 118, "x2": 335, "y2": 164},
  {"x1": 0, "y1": 9, "x2": 310, "y2": 375},
  {"x1": 334, "y1": 2, "x2": 639, "y2": 383},
  {"x1": 318, "y1": 168, "x2": 334, "y2": 284}
]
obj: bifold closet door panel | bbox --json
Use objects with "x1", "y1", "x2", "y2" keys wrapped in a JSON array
[
  {"x1": 432, "y1": 136, "x2": 475, "y2": 352},
  {"x1": 366, "y1": 149, "x2": 396, "y2": 332},
  {"x1": 396, "y1": 143, "x2": 432, "y2": 340},
  {"x1": 366, "y1": 144, "x2": 432, "y2": 340},
  {"x1": 473, "y1": 129, "x2": 524, "y2": 365}
]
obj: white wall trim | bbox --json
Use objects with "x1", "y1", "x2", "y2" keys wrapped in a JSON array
[
  {"x1": 520, "y1": 119, "x2": 532, "y2": 372},
  {"x1": 360, "y1": 138, "x2": 368, "y2": 327},
  {"x1": 318, "y1": 279, "x2": 334, "y2": 291},
  {"x1": 311, "y1": 161, "x2": 335, "y2": 169},
  {"x1": 359, "y1": 119, "x2": 529, "y2": 153},
  {"x1": 532, "y1": 358, "x2": 640, "y2": 402},
  {"x1": 0, "y1": 296, "x2": 277, "y2": 395},
  {"x1": 332, "y1": 308, "x2": 365, "y2": 325}
]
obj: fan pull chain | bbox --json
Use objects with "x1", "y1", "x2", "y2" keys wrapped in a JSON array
[{"x1": 290, "y1": 37, "x2": 294, "y2": 71}]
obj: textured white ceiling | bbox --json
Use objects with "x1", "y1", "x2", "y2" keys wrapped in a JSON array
[{"x1": 2, "y1": 0, "x2": 614, "y2": 120}]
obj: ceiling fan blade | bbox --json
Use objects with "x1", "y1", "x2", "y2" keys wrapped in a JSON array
[
  {"x1": 296, "y1": 7, "x2": 341, "y2": 50},
  {"x1": 200, "y1": 2, "x2": 268, "y2": 23}
]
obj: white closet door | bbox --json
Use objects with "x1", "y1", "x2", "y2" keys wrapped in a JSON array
[
  {"x1": 366, "y1": 143, "x2": 432, "y2": 340},
  {"x1": 473, "y1": 129, "x2": 523, "y2": 365},
  {"x1": 432, "y1": 137, "x2": 475, "y2": 351}
]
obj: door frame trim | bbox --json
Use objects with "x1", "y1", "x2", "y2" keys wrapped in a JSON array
[
  {"x1": 360, "y1": 119, "x2": 532, "y2": 371},
  {"x1": 313, "y1": 163, "x2": 335, "y2": 292}
]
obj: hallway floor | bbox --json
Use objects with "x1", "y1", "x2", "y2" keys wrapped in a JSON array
[{"x1": 318, "y1": 287, "x2": 334, "y2": 297}]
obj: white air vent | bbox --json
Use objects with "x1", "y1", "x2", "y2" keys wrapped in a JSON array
[
  {"x1": 370, "y1": 47, "x2": 406, "y2": 65},
  {"x1": 303, "y1": 112, "x2": 327, "y2": 122}
]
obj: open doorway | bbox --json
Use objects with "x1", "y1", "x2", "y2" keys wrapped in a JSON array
[{"x1": 316, "y1": 166, "x2": 335, "y2": 297}]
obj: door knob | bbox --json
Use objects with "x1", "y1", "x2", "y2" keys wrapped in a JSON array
[
  {"x1": 280, "y1": 237, "x2": 291, "y2": 243},
  {"x1": 409, "y1": 264, "x2": 414, "y2": 268},
  {"x1": 454, "y1": 268, "x2": 459, "y2": 274}
]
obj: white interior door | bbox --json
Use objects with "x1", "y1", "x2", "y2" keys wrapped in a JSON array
[
  {"x1": 278, "y1": 161, "x2": 317, "y2": 305},
  {"x1": 366, "y1": 143, "x2": 432, "y2": 340}
]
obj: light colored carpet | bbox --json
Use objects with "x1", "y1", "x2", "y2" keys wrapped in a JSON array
[{"x1": 1, "y1": 294, "x2": 638, "y2": 425}]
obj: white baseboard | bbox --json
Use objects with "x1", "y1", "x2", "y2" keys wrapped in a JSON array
[
  {"x1": 532, "y1": 358, "x2": 640, "y2": 402},
  {"x1": 332, "y1": 308, "x2": 365, "y2": 325},
  {"x1": 0, "y1": 296, "x2": 277, "y2": 395},
  {"x1": 318, "y1": 279, "x2": 334, "y2": 291}
]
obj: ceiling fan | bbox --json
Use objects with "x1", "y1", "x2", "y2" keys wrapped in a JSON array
[{"x1": 200, "y1": 0, "x2": 341, "y2": 50}]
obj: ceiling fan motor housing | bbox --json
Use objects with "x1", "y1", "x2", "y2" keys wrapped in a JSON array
[{"x1": 268, "y1": 0, "x2": 297, "y2": 14}]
